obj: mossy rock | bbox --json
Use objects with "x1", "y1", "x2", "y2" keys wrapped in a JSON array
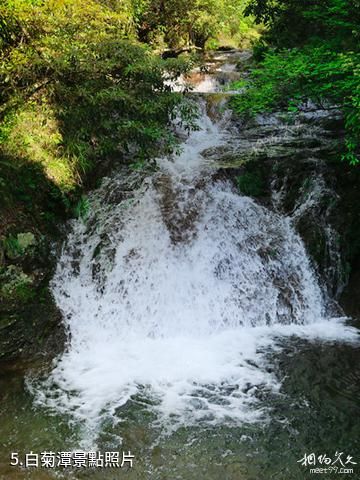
[
  {"x1": 236, "y1": 171, "x2": 265, "y2": 197},
  {"x1": 3, "y1": 232, "x2": 36, "y2": 260},
  {"x1": 0, "y1": 243, "x2": 4, "y2": 267},
  {"x1": 0, "y1": 265, "x2": 35, "y2": 306},
  {"x1": 17, "y1": 232, "x2": 36, "y2": 250},
  {"x1": 0, "y1": 290, "x2": 65, "y2": 362}
]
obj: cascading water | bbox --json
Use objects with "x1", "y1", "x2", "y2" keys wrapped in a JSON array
[{"x1": 30, "y1": 62, "x2": 358, "y2": 448}]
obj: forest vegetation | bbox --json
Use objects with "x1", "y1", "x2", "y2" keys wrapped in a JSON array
[
  {"x1": 0, "y1": 0, "x2": 255, "y2": 320},
  {"x1": 0, "y1": 0, "x2": 256, "y2": 231},
  {"x1": 231, "y1": 0, "x2": 360, "y2": 165},
  {"x1": 0, "y1": 0, "x2": 359, "y2": 329},
  {"x1": 1, "y1": 4, "x2": 360, "y2": 473}
]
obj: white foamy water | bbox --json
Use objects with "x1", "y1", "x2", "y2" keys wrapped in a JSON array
[
  {"x1": 31, "y1": 97, "x2": 358, "y2": 444},
  {"x1": 166, "y1": 50, "x2": 244, "y2": 93},
  {"x1": 167, "y1": 72, "x2": 220, "y2": 93}
]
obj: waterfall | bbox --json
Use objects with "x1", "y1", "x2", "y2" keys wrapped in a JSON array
[{"x1": 30, "y1": 91, "x2": 358, "y2": 446}]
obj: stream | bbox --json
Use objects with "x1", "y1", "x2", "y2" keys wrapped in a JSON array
[{"x1": 1, "y1": 50, "x2": 359, "y2": 480}]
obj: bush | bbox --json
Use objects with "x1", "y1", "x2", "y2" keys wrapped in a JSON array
[
  {"x1": 239, "y1": 0, "x2": 360, "y2": 165},
  {"x1": 0, "y1": 0, "x2": 194, "y2": 223},
  {"x1": 230, "y1": 46, "x2": 360, "y2": 164}
]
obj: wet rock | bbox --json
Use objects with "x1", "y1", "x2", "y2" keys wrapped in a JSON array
[
  {"x1": 0, "y1": 295, "x2": 65, "y2": 362},
  {"x1": 16, "y1": 232, "x2": 36, "y2": 251},
  {"x1": 0, "y1": 265, "x2": 34, "y2": 306},
  {"x1": 154, "y1": 173, "x2": 204, "y2": 244},
  {"x1": 0, "y1": 229, "x2": 65, "y2": 363},
  {"x1": 3, "y1": 232, "x2": 36, "y2": 260},
  {"x1": 227, "y1": 105, "x2": 360, "y2": 310},
  {"x1": 340, "y1": 256, "x2": 360, "y2": 318}
]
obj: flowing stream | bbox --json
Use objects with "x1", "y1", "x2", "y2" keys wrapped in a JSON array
[
  {"x1": 33, "y1": 97, "x2": 354, "y2": 432},
  {"x1": 1, "y1": 51, "x2": 360, "y2": 480}
]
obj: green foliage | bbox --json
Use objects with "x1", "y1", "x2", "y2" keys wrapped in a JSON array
[
  {"x1": 129, "y1": 158, "x2": 146, "y2": 171},
  {"x1": 3, "y1": 234, "x2": 23, "y2": 259},
  {"x1": 0, "y1": 265, "x2": 35, "y2": 304},
  {"x1": 0, "y1": 0, "x2": 196, "y2": 235},
  {"x1": 245, "y1": 0, "x2": 360, "y2": 49},
  {"x1": 73, "y1": 195, "x2": 90, "y2": 221},
  {"x1": 233, "y1": 0, "x2": 360, "y2": 165},
  {"x1": 133, "y1": 0, "x2": 258, "y2": 49},
  {"x1": 1, "y1": 232, "x2": 35, "y2": 262},
  {"x1": 251, "y1": 38, "x2": 269, "y2": 61},
  {"x1": 0, "y1": 0, "x2": 192, "y2": 162},
  {"x1": 225, "y1": 78, "x2": 248, "y2": 91}
]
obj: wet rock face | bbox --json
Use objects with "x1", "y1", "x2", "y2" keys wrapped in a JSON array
[
  {"x1": 0, "y1": 231, "x2": 65, "y2": 363},
  {"x1": 219, "y1": 107, "x2": 360, "y2": 312},
  {"x1": 0, "y1": 164, "x2": 155, "y2": 363},
  {"x1": 154, "y1": 173, "x2": 208, "y2": 245},
  {"x1": 0, "y1": 296, "x2": 65, "y2": 362}
]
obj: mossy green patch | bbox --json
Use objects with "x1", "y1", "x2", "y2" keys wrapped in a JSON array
[
  {"x1": 2, "y1": 232, "x2": 36, "y2": 260},
  {"x1": 0, "y1": 265, "x2": 35, "y2": 304},
  {"x1": 236, "y1": 171, "x2": 265, "y2": 197}
]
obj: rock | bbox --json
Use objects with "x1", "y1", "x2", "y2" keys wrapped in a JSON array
[
  {"x1": 0, "y1": 295, "x2": 65, "y2": 362},
  {"x1": 0, "y1": 265, "x2": 34, "y2": 306},
  {"x1": 16, "y1": 232, "x2": 36, "y2": 251},
  {"x1": 3, "y1": 232, "x2": 36, "y2": 260},
  {"x1": 0, "y1": 229, "x2": 65, "y2": 363},
  {"x1": 0, "y1": 241, "x2": 4, "y2": 267},
  {"x1": 228, "y1": 105, "x2": 360, "y2": 309}
]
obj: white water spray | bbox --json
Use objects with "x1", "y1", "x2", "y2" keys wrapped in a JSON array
[{"x1": 31, "y1": 94, "x2": 358, "y2": 444}]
